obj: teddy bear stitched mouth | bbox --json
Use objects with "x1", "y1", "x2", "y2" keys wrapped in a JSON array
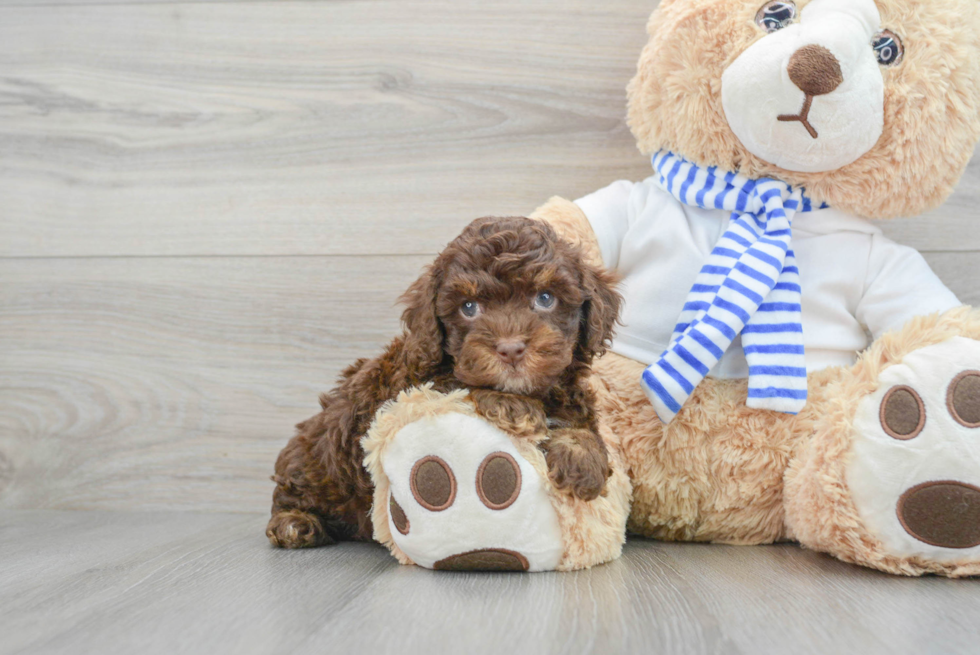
[
  {"x1": 777, "y1": 44, "x2": 844, "y2": 139},
  {"x1": 778, "y1": 95, "x2": 821, "y2": 139}
]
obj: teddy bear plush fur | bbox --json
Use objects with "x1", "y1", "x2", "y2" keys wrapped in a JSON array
[{"x1": 525, "y1": 0, "x2": 980, "y2": 576}]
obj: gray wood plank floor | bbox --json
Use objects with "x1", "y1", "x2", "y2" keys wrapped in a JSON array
[{"x1": 3, "y1": 510, "x2": 980, "y2": 655}]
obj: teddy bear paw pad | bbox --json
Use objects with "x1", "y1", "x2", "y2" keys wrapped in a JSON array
[
  {"x1": 434, "y1": 548, "x2": 529, "y2": 572},
  {"x1": 381, "y1": 411, "x2": 563, "y2": 571},
  {"x1": 847, "y1": 336, "x2": 980, "y2": 560}
]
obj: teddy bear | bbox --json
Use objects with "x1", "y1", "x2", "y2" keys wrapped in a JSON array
[{"x1": 364, "y1": 0, "x2": 980, "y2": 576}]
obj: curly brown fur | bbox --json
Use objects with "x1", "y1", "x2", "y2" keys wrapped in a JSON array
[
  {"x1": 543, "y1": 427, "x2": 614, "y2": 502},
  {"x1": 267, "y1": 216, "x2": 622, "y2": 548},
  {"x1": 469, "y1": 389, "x2": 548, "y2": 439}
]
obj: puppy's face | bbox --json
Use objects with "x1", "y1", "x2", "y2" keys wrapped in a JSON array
[
  {"x1": 399, "y1": 216, "x2": 621, "y2": 396},
  {"x1": 438, "y1": 257, "x2": 584, "y2": 395}
]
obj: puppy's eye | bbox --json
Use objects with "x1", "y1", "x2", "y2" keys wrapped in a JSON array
[
  {"x1": 755, "y1": 0, "x2": 796, "y2": 33},
  {"x1": 460, "y1": 300, "x2": 481, "y2": 319},
  {"x1": 872, "y1": 30, "x2": 904, "y2": 67},
  {"x1": 533, "y1": 291, "x2": 557, "y2": 311}
]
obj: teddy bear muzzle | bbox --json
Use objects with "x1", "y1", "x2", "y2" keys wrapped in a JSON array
[
  {"x1": 721, "y1": 0, "x2": 885, "y2": 172},
  {"x1": 776, "y1": 44, "x2": 843, "y2": 139}
]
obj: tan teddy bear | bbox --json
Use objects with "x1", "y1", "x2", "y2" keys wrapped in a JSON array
[
  {"x1": 530, "y1": 0, "x2": 980, "y2": 576},
  {"x1": 366, "y1": 0, "x2": 980, "y2": 575}
]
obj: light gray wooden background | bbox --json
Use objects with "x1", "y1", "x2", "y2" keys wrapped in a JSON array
[{"x1": 1, "y1": 1, "x2": 978, "y2": 654}]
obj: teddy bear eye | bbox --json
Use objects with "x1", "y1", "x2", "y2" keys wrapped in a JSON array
[
  {"x1": 872, "y1": 30, "x2": 904, "y2": 67},
  {"x1": 755, "y1": 0, "x2": 797, "y2": 33}
]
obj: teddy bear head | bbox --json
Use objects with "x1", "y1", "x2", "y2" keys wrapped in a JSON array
[{"x1": 627, "y1": 0, "x2": 980, "y2": 219}]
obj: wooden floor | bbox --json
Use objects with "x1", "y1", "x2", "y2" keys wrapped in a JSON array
[
  {"x1": 2, "y1": 509, "x2": 980, "y2": 655},
  {"x1": 1, "y1": 0, "x2": 979, "y2": 653}
]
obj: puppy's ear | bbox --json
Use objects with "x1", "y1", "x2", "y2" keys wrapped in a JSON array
[
  {"x1": 399, "y1": 263, "x2": 446, "y2": 376},
  {"x1": 578, "y1": 263, "x2": 622, "y2": 363}
]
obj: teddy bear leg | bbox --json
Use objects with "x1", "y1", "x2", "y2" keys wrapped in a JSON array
[
  {"x1": 591, "y1": 351, "x2": 840, "y2": 545},
  {"x1": 362, "y1": 387, "x2": 632, "y2": 571},
  {"x1": 374, "y1": 410, "x2": 563, "y2": 571},
  {"x1": 784, "y1": 308, "x2": 980, "y2": 576},
  {"x1": 362, "y1": 389, "x2": 565, "y2": 571}
]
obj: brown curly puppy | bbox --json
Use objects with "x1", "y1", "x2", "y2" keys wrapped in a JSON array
[{"x1": 267, "y1": 216, "x2": 622, "y2": 548}]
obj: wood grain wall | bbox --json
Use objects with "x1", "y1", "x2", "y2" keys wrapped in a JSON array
[{"x1": 1, "y1": 0, "x2": 977, "y2": 513}]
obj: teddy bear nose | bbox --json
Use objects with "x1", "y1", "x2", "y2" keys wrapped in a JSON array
[
  {"x1": 786, "y1": 44, "x2": 843, "y2": 97},
  {"x1": 496, "y1": 340, "x2": 526, "y2": 365}
]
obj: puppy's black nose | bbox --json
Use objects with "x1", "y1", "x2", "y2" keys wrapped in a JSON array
[{"x1": 496, "y1": 340, "x2": 526, "y2": 365}]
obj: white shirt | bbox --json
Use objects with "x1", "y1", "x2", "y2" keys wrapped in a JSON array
[{"x1": 576, "y1": 178, "x2": 961, "y2": 378}]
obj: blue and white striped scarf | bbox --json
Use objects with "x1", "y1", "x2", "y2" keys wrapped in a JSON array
[{"x1": 641, "y1": 151, "x2": 825, "y2": 424}]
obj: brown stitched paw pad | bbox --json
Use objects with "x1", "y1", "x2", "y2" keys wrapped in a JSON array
[
  {"x1": 884, "y1": 369, "x2": 980, "y2": 548},
  {"x1": 410, "y1": 456, "x2": 457, "y2": 511},
  {"x1": 434, "y1": 548, "x2": 530, "y2": 572},
  {"x1": 879, "y1": 385, "x2": 926, "y2": 440},
  {"x1": 948, "y1": 370, "x2": 980, "y2": 428},
  {"x1": 390, "y1": 495, "x2": 410, "y2": 535},
  {"x1": 897, "y1": 481, "x2": 980, "y2": 549},
  {"x1": 476, "y1": 452, "x2": 522, "y2": 510},
  {"x1": 377, "y1": 406, "x2": 568, "y2": 571},
  {"x1": 545, "y1": 441, "x2": 609, "y2": 501},
  {"x1": 266, "y1": 510, "x2": 332, "y2": 549}
]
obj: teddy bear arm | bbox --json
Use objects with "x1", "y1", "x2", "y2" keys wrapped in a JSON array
[
  {"x1": 855, "y1": 233, "x2": 963, "y2": 341},
  {"x1": 530, "y1": 196, "x2": 604, "y2": 269}
]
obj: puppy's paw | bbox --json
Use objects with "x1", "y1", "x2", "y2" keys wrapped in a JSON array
[
  {"x1": 266, "y1": 510, "x2": 333, "y2": 549},
  {"x1": 544, "y1": 431, "x2": 610, "y2": 502},
  {"x1": 470, "y1": 389, "x2": 548, "y2": 439}
]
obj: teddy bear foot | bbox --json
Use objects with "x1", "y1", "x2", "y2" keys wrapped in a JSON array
[
  {"x1": 367, "y1": 398, "x2": 565, "y2": 572},
  {"x1": 384, "y1": 411, "x2": 564, "y2": 571},
  {"x1": 845, "y1": 336, "x2": 980, "y2": 571},
  {"x1": 362, "y1": 386, "x2": 632, "y2": 572}
]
